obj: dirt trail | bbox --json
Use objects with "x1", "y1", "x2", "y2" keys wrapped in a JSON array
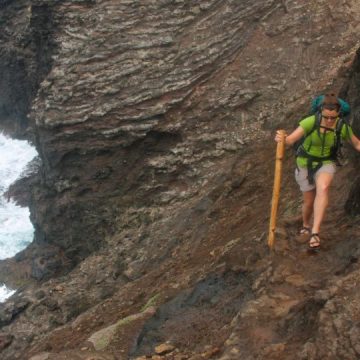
[
  {"x1": 22, "y1": 142, "x2": 360, "y2": 360},
  {"x1": 221, "y1": 146, "x2": 360, "y2": 359}
]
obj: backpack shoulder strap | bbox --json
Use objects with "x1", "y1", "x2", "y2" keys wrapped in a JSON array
[
  {"x1": 308, "y1": 112, "x2": 320, "y2": 137},
  {"x1": 331, "y1": 118, "x2": 346, "y2": 159},
  {"x1": 336, "y1": 117, "x2": 344, "y2": 133},
  {"x1": 296, "y1": 114, "x2": 319, "y2": 154}
]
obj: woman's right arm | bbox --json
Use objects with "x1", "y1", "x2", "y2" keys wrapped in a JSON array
[
  {"x1": 275, "y1": 126, "x2": 305, "y2": 146},
  {"x1": 350, "y1": 133, "x2": 360, "y2": 152}
]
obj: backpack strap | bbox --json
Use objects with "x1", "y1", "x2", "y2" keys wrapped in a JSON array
[
  {"x1": 296, "y1": 113, "x2": 319, "y2": 155},
  {"x1": 332, "y1": 118, "x2": 346, "y2": 161}
]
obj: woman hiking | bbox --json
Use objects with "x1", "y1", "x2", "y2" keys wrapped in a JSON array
[{"x1": 275, "y1": 93, "x2": 360, "y2": 250}]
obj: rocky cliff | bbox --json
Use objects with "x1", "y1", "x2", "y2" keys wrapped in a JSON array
[{"x1": 1, "y1": 0, "x2": 360, "y2": 359}]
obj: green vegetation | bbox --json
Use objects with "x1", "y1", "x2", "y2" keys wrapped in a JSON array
[{"x1": 141, "y1": 293, "x2": 160, "y2": 312}]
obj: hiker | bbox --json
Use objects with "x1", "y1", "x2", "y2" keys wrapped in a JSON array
[{"x1": 275, "y1": 93, "x2": 360, "y2": 250}]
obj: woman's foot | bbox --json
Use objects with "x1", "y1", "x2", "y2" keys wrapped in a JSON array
[
  {"x1": 309, "y1": 233, "x2": 320, "y2": 250},
  {"x1": 299, "y1": 226, "x2": 311, "y2": 235}
]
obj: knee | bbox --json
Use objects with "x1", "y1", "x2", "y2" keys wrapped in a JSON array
[{"x1": 316, "y1": 182, "x2": 331, "y2": 194}]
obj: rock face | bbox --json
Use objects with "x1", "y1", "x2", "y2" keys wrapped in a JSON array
[
  {"x1": 0, "y1": 0, "x2": 57, "y2": 137},
  {"x1": 0, "y1": 0, "x2": 360, "y2": 359},
  {"x1": 344, "y1": 48, "x2": 360, "y2": 214},
  {"x1": 3, "y1": 0, "x2": 360, "y2": 272}
]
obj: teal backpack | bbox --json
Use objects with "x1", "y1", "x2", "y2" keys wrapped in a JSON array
[{"x1": 310, "y1": 95, "x2": 350, "y2": 117}]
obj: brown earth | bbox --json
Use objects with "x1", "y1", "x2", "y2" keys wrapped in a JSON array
[
  {"x1": 2, "y1": 141, "x2": 360, "y2": 360},
  {"x1": 0, "y1": 1, "x2": 360, "y2": 359}
]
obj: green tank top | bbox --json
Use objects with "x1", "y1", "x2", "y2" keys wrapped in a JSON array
[{"x1": 296, "y1": 115, "x2": 353, "y2": 168}]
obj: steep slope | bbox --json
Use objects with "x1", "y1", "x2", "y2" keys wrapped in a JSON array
[{"x1": 0, "y1": 0, "x2": 360, "y2": 359}]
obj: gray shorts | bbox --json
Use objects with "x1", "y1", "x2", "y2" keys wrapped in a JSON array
[{"x1": 295, "y1": 163, "x2": 337, "y2": 192}]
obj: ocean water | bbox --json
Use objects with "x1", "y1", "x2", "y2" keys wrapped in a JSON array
[{"x1": 0, "y1": 133, "x2": 37, "y2": 302}]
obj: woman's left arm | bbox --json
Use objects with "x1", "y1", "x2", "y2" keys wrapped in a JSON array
[{"x1": 350, "y1": 134, "x2": 360, "y2": 152}]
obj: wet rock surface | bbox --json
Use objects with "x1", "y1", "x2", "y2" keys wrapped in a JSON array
[{"x1": 0, "y1": 0, "x2": 360, "y2": 360}]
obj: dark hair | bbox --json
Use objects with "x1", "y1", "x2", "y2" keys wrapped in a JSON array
[{"x1": 322, "y1": 93, "x2": 340, "y2": 111}]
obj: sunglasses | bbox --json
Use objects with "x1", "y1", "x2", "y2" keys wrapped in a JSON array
[{"x1": 322, "y1": 115, "x2": 338, "y2": 121}]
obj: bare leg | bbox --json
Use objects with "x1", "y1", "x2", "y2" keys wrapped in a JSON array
[
  {"x1": 302, "y1": 190, "x2": 316, "y2": 229},
  {"x1": 312, "y1": 172, "x2": 334, "y2": 234}
]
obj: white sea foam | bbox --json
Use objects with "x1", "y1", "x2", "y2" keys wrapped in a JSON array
[
  {"x1": 0, "y1": 132, "x2": 37, "y2": 301},
  {"x1": 0, "y1": 284, "x2": 15, "y2": 302},
  {"x1": 0, "y1": 200, "x2": 34, "y2": 259}
]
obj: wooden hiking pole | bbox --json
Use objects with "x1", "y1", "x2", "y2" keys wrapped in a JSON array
[{"x1": 268, "y1": 130, "x2": 286, "y2": 250}]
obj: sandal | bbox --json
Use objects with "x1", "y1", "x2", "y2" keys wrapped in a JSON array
[
  {"x1": 299, "y1": 226, "x2": 311, "y2": 235},
  {"x1": 309, "y1": 233, "x2": 321, "y2": 250}
]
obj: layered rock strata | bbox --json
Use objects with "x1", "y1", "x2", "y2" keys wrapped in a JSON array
[
  {"x1": 2, "y1": 0, "x2": 359, "y2": 275},
  {"x1": 0, "y1": 0, "x2": 360, "y2": 359}
]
